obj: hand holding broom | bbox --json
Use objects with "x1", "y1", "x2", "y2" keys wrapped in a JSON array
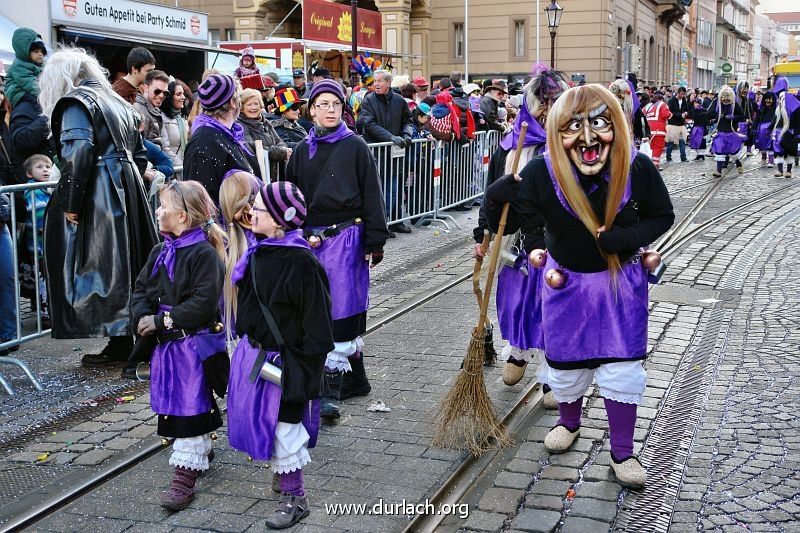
[{"x1": 433, "y1": 122, "x2": 528, "y2": 455}]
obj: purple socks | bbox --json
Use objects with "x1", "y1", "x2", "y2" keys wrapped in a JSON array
[
  {"x1": 605, "y1": 398, "x2": 637, "y2": 461},
  {"x1": 279, "y1": 469, "x2": 305, "y2": 497},
  {"x1": 557, "y1": 397, "x2": 582, "y2": 431}
]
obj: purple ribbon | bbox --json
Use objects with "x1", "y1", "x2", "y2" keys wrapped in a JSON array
[
  {"x1": 542, "y1": 148, "x2": 635, "y2": 220},
  {"x1": 499, "y1": 100, "x2": 547, "y2": 151},
  {"x1": 304, "y1": 121, "x2": 355, "y2": 159},
  {"x1": 151, "y1": 227, "x2": 208, "y2": 280},
  {"x1": 231, "y1": 229, "x2": 310, "y2": 285},
  {"x1": 191, "y1": 113, "x2": 254, "y2": 157}
]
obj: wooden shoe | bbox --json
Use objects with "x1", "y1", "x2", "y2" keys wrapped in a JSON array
[
  {"x1": 502, "y1": 360, "x2": 527, "y2": 386},
  {"x1": 543, "y1": 425, "x2": 580, "y2": 454},
  {"x1": 610, "y1": 456, "x2": 647, "y2": 489},
  {"x1": 542, "y1": 390, "x2": 558, "y2": 410}
]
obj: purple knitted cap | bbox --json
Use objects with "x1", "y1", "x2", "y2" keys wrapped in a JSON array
[
  {"x1": 308, "y1": 79, "x2": 345, "y2": 105},
  {"x1": 198, "y1": 74, "x2": 237, "y2": 110},
  {"x1": 259, "y1": 182, "x2": 307, "y2": 230}
]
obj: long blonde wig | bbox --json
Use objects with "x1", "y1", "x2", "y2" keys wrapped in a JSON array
[
  {"x1": 38, "y1": 46, "x2": 120, "y2": 120},
  {"x1": 545, "y1": 84, "x2": 632, "y2": 276},
  {"x1": 219, "y1": 171, "x2": 261, "y2": 340}
]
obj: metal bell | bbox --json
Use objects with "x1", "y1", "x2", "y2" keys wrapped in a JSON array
[
  {"x1": 210, "y1": 322, "x2": 224, "y2": 334},
  {"x1": 641, "y1": 250, "x2": 662, "y2": 272},
  {"x1": 210, "y1": 433, "x2": 218, "y2": 441},
  {"x1": 161, "y1": 438, "x2": 169, "y2": 446},
  {"x1": 308, "y1": 235, "x2": 322, "y2": 248},
  {"x1": 529, "y1": 249, "x2": 548, "y2": 268},
  {"x1": 545, "y1": 268, "x2": 567, "y2": 289}
]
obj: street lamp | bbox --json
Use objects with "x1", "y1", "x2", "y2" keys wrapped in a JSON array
[{"x1": 544, "y1": 0, "x2": 563, "y2": 69}]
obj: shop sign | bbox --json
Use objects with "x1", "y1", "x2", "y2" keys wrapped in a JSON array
[
  {"x1": 52, "y1": 0, "x2": 208, "y2": 42},
  {"x1": 721, "y1": 62, "x2": 733, "y2": 74},
  {"x1": 302, "y1": 0, "x2": 382, "y2": 50}
]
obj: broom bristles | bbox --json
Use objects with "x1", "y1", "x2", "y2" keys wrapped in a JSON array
[{"x1": 432, "y1": 329, "x2": 512, "y2": 455}]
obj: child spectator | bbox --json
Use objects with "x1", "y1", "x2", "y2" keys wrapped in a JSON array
[{"x1": 20, "y1": 154, "x2": 52, "y2": 324}]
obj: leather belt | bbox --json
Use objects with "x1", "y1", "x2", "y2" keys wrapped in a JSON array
[
  {"x1": 155, "y1": 322, "x2": 223, "y2": 344},
  {"x1": 303, "y1": 218, "x2": 362, "y2": 248},
  {"x1": 247, "y1": 337, "x2": 281, "y2": 383}
]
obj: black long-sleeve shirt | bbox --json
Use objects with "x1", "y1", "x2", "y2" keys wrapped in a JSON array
[
  {"x1": 667, "y1": 96, "x2": 689, "y2": 126},
  {"x1": 131, "y1": 240, "x2": 224, "y2": 332},
  {"x1": 711, "y1": 102, "x2": 744, "y2": 133},
  {"x1": 484, "y1": 153, "x2": 674, "y2": 273},
  {"x1": 285, "y1": 134, "x2": 389, "y2": 252},
  {"x1": 182, "y1": 125, "x2": 253, "y2": 205}
]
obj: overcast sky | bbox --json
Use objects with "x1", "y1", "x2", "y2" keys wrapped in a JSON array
[{"x1": 757, "y1": 0, "x2": 795, "y2": 14}]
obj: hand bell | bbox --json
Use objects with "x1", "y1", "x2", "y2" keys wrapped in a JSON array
[
  {"x1": 641, "y1": 250, "x2": 662, "y2": 272},
  {"x1": 529, "y1": 249, "x2": 548, "y2": 268},
  {"x1": 545, "y1": 268, "x2": 567, "y2": 289}
]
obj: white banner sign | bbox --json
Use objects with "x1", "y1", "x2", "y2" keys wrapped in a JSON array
[{"x1": 53, "y1": 0, "x2": 208, "y2": 42}]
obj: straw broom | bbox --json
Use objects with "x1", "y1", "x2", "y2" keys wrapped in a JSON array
[{"x1": 433, "y1": 122, "x2": 529, "y2": 455}]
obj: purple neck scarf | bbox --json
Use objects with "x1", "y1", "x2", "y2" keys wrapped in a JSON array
[
  {"x1": 151, "y1": 227, "x2": 207, "y2": 280},
  {"x1": 499, "y1": 100, "x2": 547, "y2": 151},
  {"x1": 191, "y1": 113, "x2": 254, "y2": 157},
  {"x1": 231, "y1": 229, "x2": 310, "y2": 284},
  {"x1": 542, "y1": 148, "x2": 636, "y2": 220},
  {"x1": 304, "y1": 121, "x2": 355, "y2": 159}
]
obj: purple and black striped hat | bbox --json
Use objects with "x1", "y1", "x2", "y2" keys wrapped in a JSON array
[
  {"x1": 198, "y1": 74, "x2": 237, "y2": 110},
  {"x1": 259, "y1": 182, "x2": 307, "y2": 230}
]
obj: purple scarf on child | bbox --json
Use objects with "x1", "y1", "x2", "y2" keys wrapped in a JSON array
[
  {"x1": 191, "y1": 113, "x2": 254, "y2": 157},
  {"x1": 231, "y1": 230, "x2": 310, "y2": 284},
  {"x1": 151, "y1": 227, "x2": 207, "y2": 280},
  {"x1": 304, "y1": 121, "x2": 355, "y2": 159},
  {"x1": 499, "y1": 100, "x2": 547, "y2": 151}
]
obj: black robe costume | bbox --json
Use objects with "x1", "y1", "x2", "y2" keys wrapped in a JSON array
[
  {"x1": 182, "y1": 125, "x2": 253, "y2": 205},
  {"x1": 44, "y1": 80, "x2": 158, "y2": 339},
  {"x1": 131, "y1": 240, "x2": 225, "y2": 437},
  {"x1": 284, "y1": 134, "x2": 389, "y2": 341},
  {"x1": 236, "y1": 245, "x2": 334, "y2": 422}
]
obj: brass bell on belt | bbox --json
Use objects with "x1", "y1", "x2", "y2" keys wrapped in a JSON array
[
  {"x1": 529, "y1": 249, "x2": 548, "y2": 268},
  {"x1": 641, "y1": 250, "x2": 662, "y2": 272},
  {"x1": 545, "y1": 268, "x2": 567, "y2": 289},
  {"x1": 211, "y1": 322, "x2": 224, "y2": 334},
  {"x1": 308, "y1": 235, "x2": 322, "y2": 248}
]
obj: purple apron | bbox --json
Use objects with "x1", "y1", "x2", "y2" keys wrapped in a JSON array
[
  {"x1": 689, "y1": 125, "x2": 706, "y2": 150},
  {"x1": 540, "y1": 255, "x2": 649, "y2": 366},
  {"x1": 496, "y1": 255, "x2": 545, "y2": 350},
  {"x1": 755, "y1": 122, "x2": 773, "y2": 151},
  {"x1": 150, "y1": 305, "x2": 226, "y2": 417},
  {"x1": 310, "y1": 224, "x2": 369, "y2": 320},
  {"x1": 711, "y1": 132, "x2": 743, "y2": 156},
  {"x1": 227, "y1": 335, "x2": 321, "y2": 461}
]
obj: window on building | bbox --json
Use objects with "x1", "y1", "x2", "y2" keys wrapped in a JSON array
[
  {"x1": 209, "y1": 29, "x2": 221, "y2": 45},
  {"x1": 226, "y1": 29, "x2": 236, "y2": 41},
  {"x1": 514, "y1": 20, "x2": 526, "y2": 57},
  {"x1": 454, "y1": 23, "x2": 464, "y2": 59}
]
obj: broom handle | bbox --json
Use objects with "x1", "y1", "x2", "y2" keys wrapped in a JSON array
[
  {"x1": 478, "y1": 122, "x2": 528, "y2": 327},
  {"x1": 472, "y1": 230, "x2": 490, "y2": 307}
]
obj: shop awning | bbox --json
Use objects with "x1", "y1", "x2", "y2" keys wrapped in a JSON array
[{"x1": 56, "y1": 26, "x2": 278, "y2": 60}]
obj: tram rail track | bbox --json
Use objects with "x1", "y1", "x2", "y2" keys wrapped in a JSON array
[{"x1": 5, "y1": 162, "x2": 795, "y2": 533}]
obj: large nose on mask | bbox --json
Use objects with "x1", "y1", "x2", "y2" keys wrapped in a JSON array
[{"x1": 582, "y1": 120, "x2": 594, "y2": 144}]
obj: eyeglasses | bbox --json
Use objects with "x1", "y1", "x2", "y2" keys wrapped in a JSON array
[
  {"x1": 153, "y1": 88, "x2": 169, "y2": 97},
  {"x1": 314, "y1": 101, "x2": 343, "y2": 111},
  {"x1": 165, "y1": 180, "x2": 188, "y2": 212}
]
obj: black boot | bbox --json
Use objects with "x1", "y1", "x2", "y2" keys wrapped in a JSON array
[
  {"x1": 320, "y1": 371, "x2": 342, "y2": 423},
  {"x1": 340, "y1": 355, "x2": 371, "y2": 400},
  {"x1": 483, "y1": 324, "x2": 498, "y2": 366},
  {"x1": 82, "y1": 336, "x2": 133, "y2": 367}
]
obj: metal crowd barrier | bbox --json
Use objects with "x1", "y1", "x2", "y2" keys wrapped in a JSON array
[
  {"x1": 0, "y1": 182, "x2": 51, "y2": 395},
  {"x1": 368, "y1": 130, "x2": 502, "y2": 231}
]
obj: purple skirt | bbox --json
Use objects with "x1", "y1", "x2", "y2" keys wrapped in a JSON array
[
  {"x1": 689, "y1": 126, "x2": 706, "y2": 149},
  {"x1": 755, "y1": 123, "x2": 773, "y2": 151},
  {"x1": 540, "y1": 256, "x2": 648, "y2": 366},
  {"x1": 496, "y1": 256, "x2": 544, "y2": 350},
  {"x1": 227, "y1": 335, "x2": 320, "y2": 461},
  {"x1": 150, "y1": 332, "x2": 224, "y2": 417},
  {"x1": 311, "y1": 224, "x2": 369, "y2": 321},
  {"x1": 711, "y1": 132, "x2": 743, "y2": 156}
]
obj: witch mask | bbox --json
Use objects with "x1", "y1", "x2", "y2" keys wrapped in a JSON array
[
  {"x1": 561, "y1": 103, "x2": 614, "y2": 175},
  {"x1": 719, "y1": 86, "x2": 734, "y2": 106}
]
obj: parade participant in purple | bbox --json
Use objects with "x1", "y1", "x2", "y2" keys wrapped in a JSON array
[
  {"x1": 130, "y1": 180, "x2": 229, "y2": 511},
  {"x1": 688, "y1": 94, "x2": 711, "y2": 161},
  {"x1": 226, "y1": 182, "x2": 333, "y2": 529},
  {"x1": 219, "y1": 170, "x2": 261, "y2": 336},
  {"x1": 475, "y1": 66, "x2": 568, "y2": 408},
  {"x1": 773, "y1": 78, "x2": 799, "y2": 178},
  {"x1": 710, "y1": 86, "x2": 745, "y2": 177},
  {"x1": 183, "y1": 74, "x2": 253, "y2": 205},
  {"x1": 755, "y1": 91, "x2": 777, "y2": 168},
  {"x1": 285, "y1": 79, "x2": 389, "y2": 422},
  {"x1": 40, "y1": 48, "x2": 158, "y2": 368},
  {"x1": 483, "y1": 85, "x2": 674, "y2": 489},
  {"x1": 735, "y1": 81, "x2": 757, "y2": 157}
]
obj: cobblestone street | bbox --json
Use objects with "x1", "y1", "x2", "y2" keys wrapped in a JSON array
[{"x1": 1, "y1": 157, "x2": 799, "y2": 533}]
